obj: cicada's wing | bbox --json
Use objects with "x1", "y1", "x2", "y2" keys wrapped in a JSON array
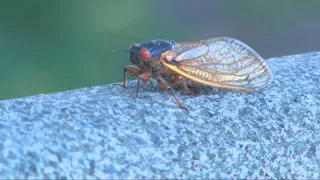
[{"x1": 160, "y1": 37, "x2": 273, "y2": 90}]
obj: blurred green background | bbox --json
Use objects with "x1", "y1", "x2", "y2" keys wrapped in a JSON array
[{"x1": 0, "y1": 0, "x2": 319, "y2": 100}]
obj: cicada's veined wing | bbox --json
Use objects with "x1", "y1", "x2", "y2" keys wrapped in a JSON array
[{"x1": 160, "y1": 37, "x2": 273, "y2": 90}]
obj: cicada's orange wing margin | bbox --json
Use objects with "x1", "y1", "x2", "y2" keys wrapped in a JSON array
[{"x1": 160, "y1": 37, "x2": 273, "y2": 90}]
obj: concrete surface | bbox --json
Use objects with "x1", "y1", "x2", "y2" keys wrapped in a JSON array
[{"x1": 0, "y1": 52, "x2": 320, "y2": 179}]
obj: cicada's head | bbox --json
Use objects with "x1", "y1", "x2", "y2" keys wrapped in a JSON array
[{"x1": 129, "y1": 40, "x2": 176, "y2": 65}]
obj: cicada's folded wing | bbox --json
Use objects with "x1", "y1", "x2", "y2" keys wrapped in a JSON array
[{"x1": 160, "y1": 37, "x2": 273, "y2": 90}]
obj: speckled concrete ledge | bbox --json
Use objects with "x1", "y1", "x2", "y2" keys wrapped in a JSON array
[{"x1": 1, "y1": 52, "x2": 320, "y2": 179}]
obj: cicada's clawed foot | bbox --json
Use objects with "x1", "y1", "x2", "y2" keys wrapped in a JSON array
[
  {"x1": 112, "y1": 83, "x2": 126, "y2": 88},
  {"x1": 131, "y1": 96, "x2": 139, "y2": 100},
  {"x1": 179, "y1": 105, "x2": 190, "y2": 114}
]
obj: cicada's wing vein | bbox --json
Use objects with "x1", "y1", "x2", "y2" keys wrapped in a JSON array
[{"x1": 162, "y1": 37, "x2": 273, "y2": 89}]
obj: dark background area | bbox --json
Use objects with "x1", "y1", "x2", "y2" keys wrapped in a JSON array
[{"x1": 0, "y1": 0, "x2": 319, "y2": 100}]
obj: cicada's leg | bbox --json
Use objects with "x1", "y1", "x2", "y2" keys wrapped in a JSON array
[
  {"x1": 169, "y1": 75, "x2": 182, "y2": 88},
  {"x1": 135, "y1": 78, "x2": 141, "y2": 98},
  {"x1": 135, "y1": 73, "x2": 152, "y2": 97},
  {"x1": 137, "y1": 73, "x2": 151, "y2": 83},
  {"x1": 113, "y1": 65, "x2": 151, "y2": 87},
  {"x1": 175, "y1": 83, "x2": 182, "y2": 88},
  {"x1": 156, "y1": 78, "x2": 189, "y2": 113},
  {"x1": 148, "y1": 80, "x2": 156, "y2": 87},
  {"x1": 113, "y1": 65, "x2": 151, "y2": 98},
  {"x1": 181, "y1": 78, "x2": 191, "y2": 95},
  {"x1": 169, "y1": 75, "x2": 190, "y2": 94},
  {"x1": 113, "y1": 65, "x2": 141, "y2": 88}
]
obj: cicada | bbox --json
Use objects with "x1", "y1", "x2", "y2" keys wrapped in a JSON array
[{"x1": 114, "y1": 37, "x2": 273, "y2": 113}]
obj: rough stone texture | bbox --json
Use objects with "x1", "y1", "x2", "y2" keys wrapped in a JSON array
[{"x1": 0, "y1": 52, "x2": 320, "y2": 179}]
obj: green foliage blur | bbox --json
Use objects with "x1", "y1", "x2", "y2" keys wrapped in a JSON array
[{"x1": 0, "y1": 0, "x2": 319, "y2": 100}]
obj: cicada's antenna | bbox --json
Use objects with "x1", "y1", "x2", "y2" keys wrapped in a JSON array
[{"x1": 112, "y1": 49, "x2": 129, "y2": 52}]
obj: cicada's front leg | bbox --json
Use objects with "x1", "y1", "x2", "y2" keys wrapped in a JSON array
[
  {"x1": 113, "y1": 65, "x2": 151, "y2": 97},
  {"x1": 156, "y1": 77, "x2": 189, "y2": 113},
  {"x1": 113, "y1": 65, "x2": 144, "y2": 88}
]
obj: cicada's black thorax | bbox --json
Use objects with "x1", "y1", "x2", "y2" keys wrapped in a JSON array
[
  {"x1": 141, "y1": 40, "x2": 176, "y2": 59},
  {"x1": 129, "y1": 40, "x2": 176, "y2": 65}
]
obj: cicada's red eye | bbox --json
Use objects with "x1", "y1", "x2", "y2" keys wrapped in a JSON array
[{"x1": 140, "y1": 49, "x2": 150, "y2": 60}]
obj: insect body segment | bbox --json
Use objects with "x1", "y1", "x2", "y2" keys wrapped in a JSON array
[{"x1": 115, "y1": 37, "x2": 272, "y2": 112}]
